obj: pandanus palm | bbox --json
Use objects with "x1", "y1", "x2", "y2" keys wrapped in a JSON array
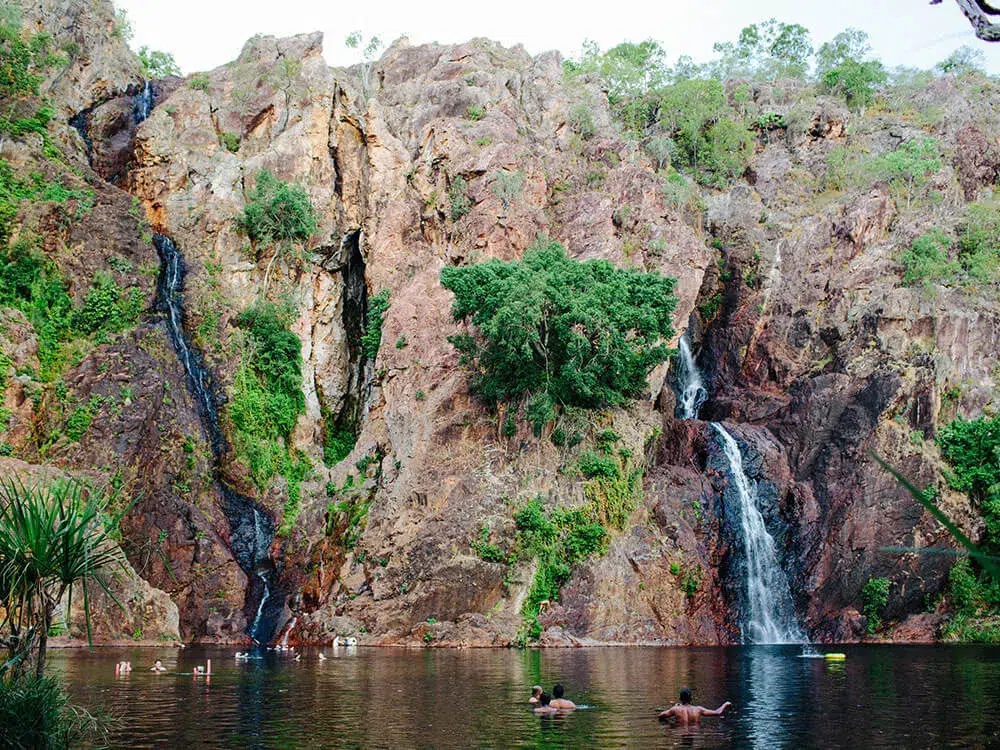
[{"x1": 0, "y1": 477, "x2": 125, "y2": 679}]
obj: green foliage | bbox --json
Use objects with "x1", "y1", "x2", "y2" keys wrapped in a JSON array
[
  {"x1": 681, "y1": 566, "x2": 702, "y2": 598},
  {"x1": 327, "y1": 494, "x2": 371, "y2": 549},
  {"x1": 466, "y1": 104, "x2": 485, "y2": 121},
  {"x1": 219, "y1": 131, "x2": 240, "y2": 153},
  {"x1": 64, "y1": 395, "x2": 103, "y2": 442},
  {"x1": 441, "y1": 239, "x2": 676, "y2": 432},
  {"x1": 937, "y1": 414, "x2": 1000, "y2": 551},
  {"x1": 566, "y1": 39, "x2": 667, "y2": 104},
  {"x1": 361, "y1": 290, "x2": 390, "y2": 360},
  {"x1": 942, "y1": 558, "x2": 1000, "y2": 643},
  {"x1": 699, "y1": 292, "x2": 723, "y2": 320},
  {"x1": 711, "y1": 18, "x2": 813, "y2": 80},
  {"x1": 864, "y1": 138, "x2": 941, "y2": 209},
  {"x1": 0, "y1": 476, "x2": 125, "y2": 678},
  {"x1": 514, "y1": 497, "x2": 608, "y2": 641},
  {"x1": 958, "y1": 202, "x2": 1000, "y2": 284},
  {"x1": 229, "y1": 303, "x2": 306, "y2": 495},
  {"x1": 0, "y1": 674, "x2": 107, "y2": 748},
  {"x1": 659, "y1": 78, "x2": 752, "y2": 187},
  {"x1": 899, "y1": 230, "x2": 958, "y2": 286},
  {"x1": 935, "y1": 45, "x2": 986, "y2": 77},
  {"x1": 71, "y1": 273, "x2": 143, "y2": 335},
  {"x1": 448, "y1": 175, "x2": 471, "y2": 221},
  {"x1": 111, "y1": 8, "x2": 133, "y2": 41},
  {"x1": 471, "y1": 524, "x2": 507, "y2": 563},
  {"x1": 862, "y1": 576, "x2": 891, "y2": 634},
  {"x1": 237, "y1": 169, "x2": 316, "y2": 247},
  {"x1": 187, "y1": 73, "x2": 210, "y2": 92},
  {"x1": 323, "y1": 419, "x2": 356, "y2": 466},
  {"x1": 490, "y1": 169, "x2": 524, "y2": 212},
  {"x1": 567, "y1": 103, "x2": 596, "y2": 139},
  {"x1": 578, "y1": 452, "x2": 620, "y2": 479},
  {"x1": 137, "y1": 46, "x2": 181, "y2": 78}
]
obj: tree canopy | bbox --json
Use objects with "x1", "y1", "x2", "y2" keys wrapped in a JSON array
[{"x1": 440, "y1": 239, "x2": 677, "y2": 432}]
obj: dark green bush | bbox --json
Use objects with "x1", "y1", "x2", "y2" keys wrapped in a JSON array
[
  {"x1": 937, "y1": 414, "x2": 1000, "y2": 550},
  {"x1": 899, "y1": 230, "x2": 957, "y2": 286},
  {"x1": 514, "y1": 497, "x2": 608, "y2": 640},
  {"x1": 862, "y1": 576, "x2": 891, "y2": 634},
  {"x1": 0, "y1": 675, "x2": 106, "y2": 748},
  {"x1": 361, "y1": 290, "x2": 390, "y2": 360},
  {"x1": 578, "y1": 452, "x2": 621, "y2": 479},
  {"x1": 237, "y1": 169, "x2": 316, "y2": 248},
  {"x1": 229, "y1": 303, "x2": 308, "y2": 501},
  {"x1": 71, "y1": 273, "x2": 143, "y2": 335},
  {"x1": 441, "y1": 239, "x2": 677, "y2": 431}
]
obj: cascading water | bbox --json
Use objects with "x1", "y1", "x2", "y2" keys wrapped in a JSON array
[
  {"x1": 712, "y1": 424, "x2": 806, "y2": 645},
  {"x1": 154, "y1": 234, "x2": 281, "y2": 643},
  {"x1": 674, "y1": 330, "x2": 805, "y2": 644},
  {"x1": 133, "y1": 80, "x2": 153, "y2": 124},
  {"x1": 676, "y1": 335, "x2": 707, "y2": 420}
]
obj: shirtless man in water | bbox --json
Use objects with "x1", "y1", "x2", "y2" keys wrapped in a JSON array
[
  {"x1": 549, "y1": 684, "x2": 576, "y2": 710},
  {"x1": 658, "y1": 688, "x2": 731, "y2": 724}
]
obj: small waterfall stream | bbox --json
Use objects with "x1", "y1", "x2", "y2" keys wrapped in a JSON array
[
  {"x1": 133, "y1": 80, "x2": 153, "y2": 124},
  {"x1": 154, "y1": 235, "x2": 281, "y2": 643},
  {"x1": 674, "y1": 332, "x2": 805, "y2": 644}
]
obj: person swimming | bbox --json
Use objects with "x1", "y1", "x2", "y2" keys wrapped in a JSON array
[
  {"x1": 150, "y1": 659, "x2": 166, "y2": 672},
  {"x1": 658, "y1": 688, "x2": 732, "y2": 725},
  {"x1": 549, "y1": 683, "x2": 576, "y2": 710},
  {"x1": 533, "y1": 692, "x2": 557, "y2": 713},
  {"x1": 529, "y1": 685, "x2": 543, "y2": 704}
]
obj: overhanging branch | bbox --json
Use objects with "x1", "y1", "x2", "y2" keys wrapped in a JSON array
[{"x1": 933, "y1": 0, "x2": 1000, "y2": 40}]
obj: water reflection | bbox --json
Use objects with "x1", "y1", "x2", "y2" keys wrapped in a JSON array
[{"x1": 47, "y1": 645, "x2": 1000, "y2": 749}]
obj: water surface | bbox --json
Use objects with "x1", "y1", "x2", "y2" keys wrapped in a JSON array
[{"x1": 52, "y1": 644, "x2": 1000, "y2": 748}]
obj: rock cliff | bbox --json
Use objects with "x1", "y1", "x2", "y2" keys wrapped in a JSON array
[{"x1": 2, "y1": 0, "x2": 997, "y2": 646}]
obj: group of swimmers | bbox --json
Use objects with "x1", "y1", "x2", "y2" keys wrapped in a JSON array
[{"x1": 529, "y1": 684, "x2": 732, "y2": 725}]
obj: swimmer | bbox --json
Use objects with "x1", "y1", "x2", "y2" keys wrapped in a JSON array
[
  {"x1": 549, "y1": 683, "x2": 576, "y2": 710},
  {"x1": 150, "y1": 659, "x2": 166, "y2": 672},
  {"x1": 533, "y1": 693, "x2": 557, "y2": 713},
  {"x1": 658, "y1": 688, "x2": 731, "y2": 725},
  {"x1": 529, "y1": 685, "x2": 543, "y2": 705}
]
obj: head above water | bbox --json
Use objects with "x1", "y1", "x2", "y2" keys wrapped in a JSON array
[
  {"x1": 680, "y1": 688, "x2": 692, "y2": 705},
  {"x1": 154, "y1": 659, "x2": 162, "y2": 666},
  {"x1": 531, "y1": 685, "x2": 542, "y2": 698},
  {"x1": 539, "y1": 693, "x2": 551, "y2": 706},
  {"x1": 553, "y1": 684, "x2": 565, "y2": 699}
]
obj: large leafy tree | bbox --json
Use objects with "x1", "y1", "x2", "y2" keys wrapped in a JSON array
[{"x1": 440, "y1": 239, "x2": 677, "y2": 432}]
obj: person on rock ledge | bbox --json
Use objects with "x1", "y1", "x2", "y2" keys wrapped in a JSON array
[{"x1": 658, "y1": 688, "x2": 732, "y2": 724}]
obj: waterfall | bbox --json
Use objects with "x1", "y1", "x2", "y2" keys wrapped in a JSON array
[
  {"x1": 154, "y1": 234, "x2": 281, "y2": 643},
  {"x1": 133, "y1": 80, "x2": 153, "y2": 124},
  {"x1": 675, "y1": 329, "x2": 805, "y2": 644},
  {"x1": 712, "y1": 423, "x2": 805, "y2": 645},
  {"x1": 676, "y1": 335, "x2": 707, "y2": 420}
]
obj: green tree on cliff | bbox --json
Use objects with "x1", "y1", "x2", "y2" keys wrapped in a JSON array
[
  {"x1": 440, "y1": 238, "x2": 677, "y2": 433},
  {"x1": 236, "y1": 169, "x2": 316, "y2": 292}
]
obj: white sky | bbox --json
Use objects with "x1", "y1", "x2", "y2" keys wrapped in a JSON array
[{"x1": 115, "y1": 0, "x2": 1000, "y2": 75}]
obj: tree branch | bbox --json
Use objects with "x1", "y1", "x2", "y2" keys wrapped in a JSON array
[{"x1": 935, "y1": 0, "x2": 1000, "y2": 40}]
